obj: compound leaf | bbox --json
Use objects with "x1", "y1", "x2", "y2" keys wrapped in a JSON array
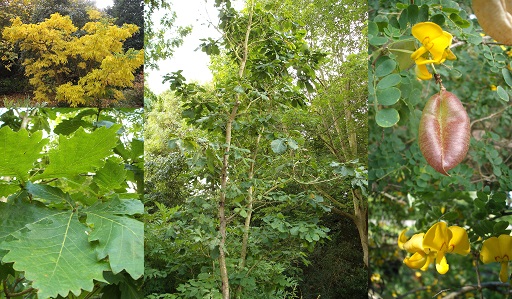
[{"x1": 0, "y1": 212, "x2": 110, "y2": 299}]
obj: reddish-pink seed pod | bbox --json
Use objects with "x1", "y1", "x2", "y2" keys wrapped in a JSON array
[{"x1": 418, "y1": 89, "x2": 470, "y2": 176}]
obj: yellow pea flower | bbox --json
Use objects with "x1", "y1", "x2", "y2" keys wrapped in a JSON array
[
  {"x1": 410, "y1": 22, "x2": 457, "y2": 80},
  {"x1": 480, "y1": 235, "x2": 512, "y2": 282},
  {"x1": 398, "y1": 230, "x2": 436, "y2": 271},
  {"x1": 422, "y1": 222, "x2": 470, "y2": 274},
  {"x1": 415, "y1": 57, "x2": 433, "y2": 80}
]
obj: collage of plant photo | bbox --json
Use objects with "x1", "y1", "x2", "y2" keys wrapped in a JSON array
[{"x1": 0, "y1": 0, "x2": 511, "y2": 298}]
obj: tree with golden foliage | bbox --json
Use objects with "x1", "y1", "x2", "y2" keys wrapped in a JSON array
[{"x1": 2, "y1": 11, "x2": 143, "y2": 106}]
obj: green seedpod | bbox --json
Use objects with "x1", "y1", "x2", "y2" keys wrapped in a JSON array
[{"x1": 418, "y1": 89, "x2": 470, "y2": 175}]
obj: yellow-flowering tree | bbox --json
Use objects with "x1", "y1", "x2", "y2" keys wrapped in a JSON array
[{"x1": 2, "y1": 12, "x2": 143, "y2": 106}]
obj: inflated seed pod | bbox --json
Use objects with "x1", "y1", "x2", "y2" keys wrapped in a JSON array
[
  {"x1": 472, "y1": 0, "x2": 512, "y2": 45},
  {"x1": 418, "y1": 89, "x2": 470, "y2": 176}
]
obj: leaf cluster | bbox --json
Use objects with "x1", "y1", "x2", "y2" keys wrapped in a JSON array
[{"x1": 0, "y1": 108, "x2": 144, "y2": 299}]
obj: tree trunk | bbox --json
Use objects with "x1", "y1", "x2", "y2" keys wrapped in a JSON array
[
  {"x1": 218, "y1": 2, "x2": 254, "y2": 298},
  {"x1": 352, "y1": 188, "x2": 368, "y2": 267},
  {"x1": 235, "y1": 133, "x2": 261, "y2": 297},
  {"x1": 218, "y1": 102, "x2": 239, "y2": 299}
]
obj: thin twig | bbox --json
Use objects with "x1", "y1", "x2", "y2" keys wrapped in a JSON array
[{"x1": 470, "y1": 104, "x2": 512, "y2": 128}]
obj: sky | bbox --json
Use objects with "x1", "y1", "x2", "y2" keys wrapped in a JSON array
[
  {"x1": 146, "y1": 0, "x2": 244, "y2": 95},
  {"x1": 93, "y1": 0, "x2": 113, "y2": 9}
]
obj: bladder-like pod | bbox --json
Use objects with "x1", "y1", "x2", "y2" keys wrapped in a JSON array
[{"x1": 418, "y1": 90, "x2": 470, "y2": 175}]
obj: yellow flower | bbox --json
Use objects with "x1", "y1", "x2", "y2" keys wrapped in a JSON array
[
  {"x1": 491, "y1": 84, "x2": 497, "y2": 91},
  {"x1": 398, "y1": 230, "x2": 436, "y2": 271},
  {"x1": 422, "y1": 222, "x2": 470, "y2": 274},
  {"x1": 410, "y1": 22, "x2": 457, "y2": 80},
  {"x1": 480, "y1": 235, "x2": 512, "y2": 282},
  {"x1": 370, "y1": 273, "x2": 381, "y2": 283},
  {"x1": 415, "y1": 57, "x2": 433, "y2": 80}
]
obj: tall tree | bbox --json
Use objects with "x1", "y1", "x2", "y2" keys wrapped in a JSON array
[
  {"x1": 108, "y1": 0, "x2": 144, "y2": 50},
  {"x1": 162, "y1": 0, "x2": 327, "y2": 297},
  {"x1": 31, "y1": 0, "x2": 96, "y2": 28},
  {"x1": 0, "y1": 0, "x2": 35, "y2": 94},
  {"x1": 271, "y1": 0, "x2": 369, "y2": 267}
]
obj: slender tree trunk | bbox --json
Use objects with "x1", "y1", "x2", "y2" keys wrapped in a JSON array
[
  {"x1": 352, "y1": 188, "x2": 368, "y2": 267},
  {"x1": 218, "y1": 102, "x2": 239, "y2": 299},
  {"x1": 235, "y1": 133, "x2": 261, "y2": 297},
  {"x1": 218, "y1": 2, "x2": 254, "y2": 298},
  {"x1": 343, "y1": 81, "x2": 358, "y2": 158},
  {"x1": 238, "y1": 133, "x2": 260, "y2": 269},
  {"x1": 327, "y1": 99, "x2": 348, "y2": 161}
]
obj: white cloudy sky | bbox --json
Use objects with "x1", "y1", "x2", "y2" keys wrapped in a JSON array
[
  {"x1": 146, "y1": 0, "x2": 244, "y2": 95},
  {"x1": 94, "y1": 0, "x2": 113, "y2": 9}
]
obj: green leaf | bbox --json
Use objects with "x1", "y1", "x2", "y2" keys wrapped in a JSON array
[
  {"x1": 503, "y1": 68, "x2": 512, "y2": 87},
  {"x1": 376, "y1": 108, "x2": 400, "y2": 127},
  {"x1": 205, "y1": 148, "x2": 216, "y2": 173},
  {"x1": 0, "y1": 184, "x2": 20, "y2": 197},
  {"x1": 377, "y1": 87, "x2": 401, "y2": 105},
  {"x1": 418, "y1": 5, "x2": 429, "y2": 22},
  {"x1": 497, "y1": 86, "x2": 510, "y2": 101},
  {"x1": 388, "y1": 40, "x2": 415, "y2": 71},
  {"x1": 369, "y1": 36, "x2": 388, "y2": 46},
  {"x1": 85, "y1": 197, "x2": 144, "y2": 279},
  {"x1": 94, "y1": 158, "x2": 128, "y2": 191},
  {"x1": 449, "y1": 13, "x2": 470, "y2": 28},
  {"x1": 1, "y1": 212, "x2": 110, "y2": 299},
  {"x1": 0, "y1": 198, "x2": 59, "y2": 244},
  {"x1": 377, "y1": 74, "x2": 402, "y2": 90},
  {"x1": 466, "y1": 33, "x2": 483, "y2": 45},
  {"x1": 494, "y1": 221, "x2": 510, "y2": 234},
  {"x1": 430, "y1": 14, "x2": 445, "y2": 26},
  {"x1": 368, "y1": 21, "x2": 378, "y2": 36},
  {"x1": 287, "y1": 138, "x2": 299, "y2": 150},
  {"x1": 442, "y1": 211, "x2": 459, "y2": 221},
  {"x1": 34, "y1": 126, "x2": 120, "y2": 180},
  {"x1": 130, "y1": 138, "x2": 144, "y2": 160},
  {"x1": 25, "y1": 181, "x2": 70, "y2": 204},
  {"x1": 0, "y1": 127, "x2": 48, "y2": 181},
  {"x1": 53, "y1": 109, "x2": 97, "y2": 135},
  {"x1": 54, "y1": 119, "x2": 90, "y2": 135},
  {"x1": 374, "y1": 57, "x2": 396, "y2": 77},
  {"x1": 474, "y1": 198, "x2": 486, "y2": 210},
  {"x1": 234, "y1": 85, "x2": 245, "y2": 93},
  {"x1": 271, "y1": 139, "x2": 287, "y2": 154},
  {"x1": 407, "y1": 5, "x2": 419, "y2": 24}
]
